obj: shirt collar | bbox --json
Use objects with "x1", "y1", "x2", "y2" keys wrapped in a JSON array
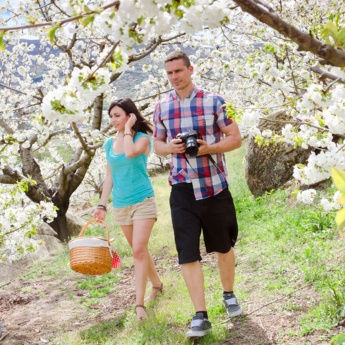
[{"x1": 171, "y1": 86, "x2": 198, "y2": 101}]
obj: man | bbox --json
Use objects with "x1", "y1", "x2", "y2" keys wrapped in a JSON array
[{"x1": 153, "y1": 50, "x2": 242, "y2": 338}]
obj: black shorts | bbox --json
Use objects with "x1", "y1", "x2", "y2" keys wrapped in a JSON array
[{"x1": 170, "y1": 183, "x2": 238, "y2": 264}]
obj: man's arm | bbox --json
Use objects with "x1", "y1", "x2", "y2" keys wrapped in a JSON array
[
  {"x1": 196, "y1": 122, "x2": 242, "y2": 156},
  {"x1": 154, "y1": 137, "x2": 186, "y2": 157}
]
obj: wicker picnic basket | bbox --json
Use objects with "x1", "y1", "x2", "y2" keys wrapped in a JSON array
[{"x1": 69, "y1": 219, "x2": 113, "y2": 276}]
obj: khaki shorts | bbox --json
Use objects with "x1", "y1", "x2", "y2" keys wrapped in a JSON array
[{"x1": 113, "y1": 197, "x2": 157, "y2": 226}]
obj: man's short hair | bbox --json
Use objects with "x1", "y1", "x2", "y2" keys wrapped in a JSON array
[{"x1": 164, "y1": 50, "x2": 191, "y2": 67}]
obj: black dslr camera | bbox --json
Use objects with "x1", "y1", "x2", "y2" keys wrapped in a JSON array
[{"x1": 175, "y1": 130, "x2": 202, "y2": 157}]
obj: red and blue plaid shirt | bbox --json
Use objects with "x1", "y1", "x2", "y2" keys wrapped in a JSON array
[{"x1": 153, "y1": 86, "x2": 233, "y2": 200}]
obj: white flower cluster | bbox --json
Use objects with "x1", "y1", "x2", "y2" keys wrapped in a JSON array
[
  {"x1": 0, "y1": 189, "x2": 57, "y2": 263},
  {"x1": 42, "y1": 67, "x2": 111, "y2": 123},
  {"x1": 293, "y1": 148, "x2": 345, "y2": 185},
  {"x1": 93, "y1": 0, "x2": 178, "y2": 44},
  {"x1": 69, "y1": 66, "x2": 110, "y2": 99},
  {"x1": 241, "y1": 110, "x2": 262, "y2": 129},
  {"x1": 290, "y1": 81, "x2": 345, "y2": 185},
  {"x1": 42, "y1": 85, "x2": 84, "y2": 122},
  {"x1": 296, "y1": 189, "x2": 317, "y2": 205},
  {"x1": 296, "y1": 189, "x2": 343, "y2": 212}
]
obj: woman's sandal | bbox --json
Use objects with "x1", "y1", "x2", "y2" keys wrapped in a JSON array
[
  {"x1": 135, "y1": 305, "x2": 147, "y2": 321},
  {"x1": 145, "y1": 282, "x2": 163, "y2": 302}
]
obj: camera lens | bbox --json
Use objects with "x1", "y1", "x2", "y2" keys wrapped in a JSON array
[{"x1": 185, "y1": 136, "x2": 198, "y2": 156}]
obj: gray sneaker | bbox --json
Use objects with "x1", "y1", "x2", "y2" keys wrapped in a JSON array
[
  {"x1": 223, "y1": 292, "x2": 242, "y2": 317},
  {"x1": 186, "y1": 312, "x2": 212, "y2": 338}
]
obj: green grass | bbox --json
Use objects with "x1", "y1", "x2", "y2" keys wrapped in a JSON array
[{"x1": 17, "y1": 141, "x2": 345, "y2": 344}]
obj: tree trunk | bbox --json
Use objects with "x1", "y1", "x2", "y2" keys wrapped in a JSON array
[{"x1": 48, "y1": 210, "x2": 70, "y2": 243}]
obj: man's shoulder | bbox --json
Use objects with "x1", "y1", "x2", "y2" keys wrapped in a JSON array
[
  {"x1": 156, "y1": 91, "x2": 175, "y2": 105},
  {"x1": 197, "y1": 88, "x2": 224, "y2": 100}
]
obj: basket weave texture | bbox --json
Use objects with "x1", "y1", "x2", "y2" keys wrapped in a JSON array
[{"x1": 69, "y1": 219, "x2": 113, "y2": 276}]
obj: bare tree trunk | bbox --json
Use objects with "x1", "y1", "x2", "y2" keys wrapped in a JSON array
[{"x1": 48, "y1": 211, "x2": 70, "y2": 243}]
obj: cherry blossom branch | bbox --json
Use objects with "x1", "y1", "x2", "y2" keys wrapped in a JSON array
[
  {"x1": 36, "y1": 129, "x2": 71, "y2": 150},
  {"x1": 232, "y1": 0, "x2": 345, "y2": 67},
  {"x1": 0, "y1": 83, "x2": 42, "y2": 101},
  {"x1": 0, "y1": 1, "x2": 120, "y2": 32},
  {"x1": 70, "y1": 122, "x2": 93, "y2": 156},
  {"x1": 310, "y1": 63, "x2": 345, "y2": 85},
  {"x1": 260, "y1": 117, "x2": 345, "y2": 139}
]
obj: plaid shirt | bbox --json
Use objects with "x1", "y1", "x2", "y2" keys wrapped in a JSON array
[{"x1": 153, "y1": 86, "x2": 233, "y2": 200}]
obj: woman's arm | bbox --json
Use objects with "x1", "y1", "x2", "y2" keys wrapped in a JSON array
[
  {"x1": 93, "y1": 163, "x2": 113, "y2": 221},
  {"x1": 123, "y1": 113, "x2": 151, "y2": 158},
  {"x1": 124, "y1": 134, "x2": 150, "y2": 158}
]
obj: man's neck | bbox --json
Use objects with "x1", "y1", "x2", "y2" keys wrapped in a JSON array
[{"x1": 175, "y1": 84, "x2": 195, "y2": 100}]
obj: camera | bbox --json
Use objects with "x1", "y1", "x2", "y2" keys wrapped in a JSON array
[{"x1": 175, "y1": 130, "x2": 202, "y2": 157}]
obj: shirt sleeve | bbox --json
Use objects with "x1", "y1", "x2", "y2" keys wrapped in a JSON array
[
  {"x1": 216, "y1": 95, "x2": 233, "y2": 129},
  {"x1": 134, "y1": 132, "x2": 152, "y2": 154}
]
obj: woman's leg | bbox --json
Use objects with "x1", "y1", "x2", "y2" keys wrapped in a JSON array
[
  {"x1": 121, "y1": 219, "x2": 162, "y2": 287},
  {"x1": 121, "y1": 218, "x2": 160, "y2": 318},
  {"x1": 131, "y1": 218, "x2": 155, "y2": 304},
  {"x1": 121, "y1": 224, "x2": 147, "y2": 320}
]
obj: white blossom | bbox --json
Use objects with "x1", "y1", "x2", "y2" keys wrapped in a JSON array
[{"x1": 297, "y1": 189, "x2": 317, "y2": 205}]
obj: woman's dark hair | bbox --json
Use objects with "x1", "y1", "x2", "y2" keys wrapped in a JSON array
[{"x1": 108, "y1": 98, "x2": 153, "y2": 135}]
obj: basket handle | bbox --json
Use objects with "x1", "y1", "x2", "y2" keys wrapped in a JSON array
[{"x1": 78, "y1": 219, "x2": 111, "y2": 245}]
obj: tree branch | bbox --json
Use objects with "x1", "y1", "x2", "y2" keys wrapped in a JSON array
[
  {"x1": 70, "y1": 122, "x2": 93, "y2": 155},
  {"x1": 0, "y1": 117, "x2": 14, "y2": 134},
  {"x1": 37, "y1": 129, "x2": 71, "y2": 150},
  {"x1": 0, "y1": 1, "x2": 121, "y2": 32},
  {"x1": 232, "y1": 0, "x2": 345, "y2": 67},
  {"x1": 0, "y1": 82, "x2": 42, "y2": 101},
  {"x1": 310, "y1": 63, "x2": 345, "y2": 84}
]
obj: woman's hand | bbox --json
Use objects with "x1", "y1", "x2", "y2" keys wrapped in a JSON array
[
  {"x1": 93, "y1": 208, "x2": 106, "y2": 222},
  {"x1": 125, "y1": 113, "x2": 136, "y2": 132}
]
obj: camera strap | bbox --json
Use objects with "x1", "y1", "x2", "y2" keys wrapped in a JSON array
[{"x1": 183, "y1": 153, "x2": 228, "y2": 185}]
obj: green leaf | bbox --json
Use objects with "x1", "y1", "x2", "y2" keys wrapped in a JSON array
[
  {"x1": 263, "y1": 44, "x2": 276, "y2": 53},
  {"x1": 338, "y1": 196, "x2": 345, "y2": 204},
  {"x1": 335, "y1": 208, "x2": 345, "y2": 228},
  {"x1": 338, "y1": 27, "x2": 345, "y2": 46},
  {"x1": 324, "y1": 21, "x2": 339, "y2": 37},
  {"x1": 81, "y1": 14, "x2": 95, "y2": 27},
  {"x1": 83, "y1": 4, "x2": 91, "y2": 13},
  {"x1": 47, "y1": 24, "x2": 61, "y2": 44},
  {"x1": 24, "y1": 15, "x2": 37, "y2": 24},
  {"x1": 331, "y1": 167, "x2": 345, "y2": 193},
  {"x1": 0, "y1": 30, "x2": 5, "y2": 51},
  {"x1": 321, "y1": 21, "x2": 338, "y2": 45}
]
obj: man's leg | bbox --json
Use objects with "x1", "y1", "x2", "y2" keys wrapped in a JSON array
[
  {"x1": 182, "y1": 261, "x2": 212, "y2": 338},
  {"x1": 217, "y1": 247, "x2": 242, "y2": 317},
  {"x1": 181, "y1": 261, "x2": 206, "y2": 311},
  {"x1": 217, "y1": 247, "x2": 235, "y2": 292}
]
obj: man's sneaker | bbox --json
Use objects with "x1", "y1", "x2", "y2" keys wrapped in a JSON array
[
  {"x1": 186, "y1": 312, "x2": 212, "y2": 338},
  {"x1": 222, "y1": 292, "x2": 242, "y2": 317}
]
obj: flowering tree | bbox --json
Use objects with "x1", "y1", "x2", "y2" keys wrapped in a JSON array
[{"x1": 0, "y1": 0, "x2": 344, "y2": 261}]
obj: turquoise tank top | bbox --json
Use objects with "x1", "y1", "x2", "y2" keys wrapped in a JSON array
[{"x1": 103, "y1": 132, "x2": 155, "y2": 208}]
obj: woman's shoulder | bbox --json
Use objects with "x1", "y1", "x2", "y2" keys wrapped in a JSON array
[
  {"x1": 103, "y1": 137, "x2": 113, "y2": 150},
  {"x1": 135, "y1": 132, "x2": 152, "y2": 153},
  {"x1": 135, "y1": 131, "x2": 151, "y2": 140}
]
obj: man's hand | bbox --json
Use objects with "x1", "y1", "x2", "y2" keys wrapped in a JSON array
[
  {"x1": 170, "y1": 138, "x2": 186, "y2": 154},
  {"x1": 196, "y1": 139, "x2": 210, "y2": 156}
]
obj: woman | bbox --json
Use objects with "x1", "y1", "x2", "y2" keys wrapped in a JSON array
[{"x1": 93, "y1": 98, "x2": 163, "y2": 321}]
